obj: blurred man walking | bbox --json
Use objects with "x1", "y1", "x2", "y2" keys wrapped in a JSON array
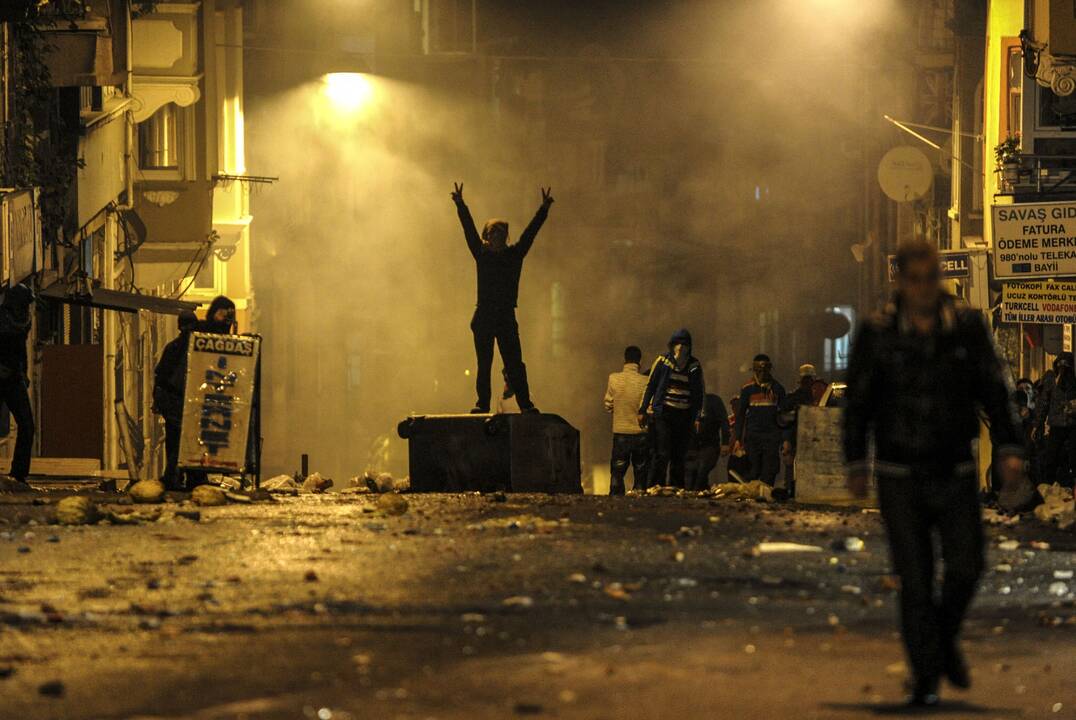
[{"x1": 843, "y1": 240, "x2": 1025, "y2": 707}]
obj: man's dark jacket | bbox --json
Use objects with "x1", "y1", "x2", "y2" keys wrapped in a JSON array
[
  {"x1": 153, "y1": 332, "x2": 190, "y2": 421},
  {"x1": 455, "y1": 199, "x2": 549, "y2": 310},
  {"x1": 842, "y1": 294, "x2": 1023, "y2": 469}
]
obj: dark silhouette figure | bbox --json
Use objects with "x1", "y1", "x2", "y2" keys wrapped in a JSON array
[
  {"x1": 0, "y1": 284, "x2": 35, "y2": 486},
  {"x1": 452, "y1": 183, "x2": 552, "y2": 413},
  {"x1": 153, "y1": 310, "x2": 199, "y2": 489}
]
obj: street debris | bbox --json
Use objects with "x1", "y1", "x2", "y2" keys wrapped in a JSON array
[
  {"x1": 711, "y1": 480, "x2": 773, "y2": 503},
  {"x1": 1034, "y1": 483, "x2": 1075, "y2": 526},
  {"x1": 603, "y1": 582, "x2": 632, "y2": 601},
  {"x1": 997, "y1": 539, "x2": 1020, "y2": 551},
  {"x1": 191, "y1": 485, "x2": 228, "y2": 507},
  {"x1": 377, "y1": 493, "x2": 409, "y2": 516},
  {"x1": 302, "y1": 472, "x2": 333, "y2": 494},
  {"x1": 262, "y1": 474, "x2": 301, "y2": 494},
  {"x1": 982, "y1": 508, "x2": 1020, "y2": 526},
  {"x1": 831, "y1": 537, "x2": 865, "y2": 553},
  {"x1": 128, "y1": 479, "x2": 166, "y2": 504},
  {"x1": 38, "y1": 680, "x2": 65, "y2": 698},
  {"x1": 468, "y1": 514, "x2": 565, "y2": 532},
  {"x1": 751, "y1": 542, "x2": 824, "y2": 555},
  {"x1": 55, "y1": 496, "x2": 98, "y2": 526},
  {"x1": 304, "y1": 570, "x2": 319, "y2": 582},
  {"x1": 567, "y1": 573, "x2": 587, "y2": 584},
  {"x1": 355, "y1": 471, "x2": 411, "y2": 494},
  {"x1": 502, "y1": 595, "x2": 534, "y2": 609}
]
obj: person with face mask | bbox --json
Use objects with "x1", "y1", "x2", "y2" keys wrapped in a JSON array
[
  {"x1": 638, "y1": 329, "x2": 705, "y2": 489},
  {"x1": 1034, "y1": 352, "x2": 1076, "y2": 488},
  {"x1": 153, "y1": 310, "x2": 199, "y2": 490},
  {"x1": 200, "y1": 295, "x2": 237, "y2": 334},
  {"x1": 731, "y1": 354, "x2": 788, "y2": 487},
  {"x1": 0, "y1": 284, "x2": 35, "y2": 489},
  {"x1": 844, "y1": 240, "x2": 1025, "y2": 707},
  {"x1": 452, "y1": 183, "x2": 553, "y2": 415}
]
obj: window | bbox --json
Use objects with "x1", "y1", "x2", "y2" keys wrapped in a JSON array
[
  {"x1": 823, "y1": 306, "x2": 856, "y2": 373},
  {"x1": 138, "y1": 103, "x2": 181, "y2": 170},
  {"x1": 1006, "y1": 46, "x2": 1022, "y2": 138}
]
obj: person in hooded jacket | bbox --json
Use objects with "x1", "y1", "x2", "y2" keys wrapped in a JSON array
[
  {"x1": 153, "y1": 310, "x2": 199, "y2": 490},
  {"x1": 732, "y1": 354, "x2": 788, "y2": 487},
  {"x1": 201, "y1": 295, "x2": 237, "y2": 334},
  {"x1": 638, "y1": 329, "x2": 705, "y2": 488},
  {"x1": 0, "y1": 284, "x2": 35, "y2": 488}
]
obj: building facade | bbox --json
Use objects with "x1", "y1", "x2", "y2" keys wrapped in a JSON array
[{"x1": 0, "y1": 0, "x2": 254, "y2": 483}]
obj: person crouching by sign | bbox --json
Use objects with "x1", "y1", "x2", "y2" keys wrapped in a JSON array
[
  {"x1": 153, "y1": 310, "x2": 199, "y2": 490},
  {"x1": 0, "y1": 284, "x2": 35, "y2": 490}
]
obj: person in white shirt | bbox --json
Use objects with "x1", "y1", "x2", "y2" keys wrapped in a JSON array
[{"x1": 604, "y1": 346, "x2": 650, "y2": 494}]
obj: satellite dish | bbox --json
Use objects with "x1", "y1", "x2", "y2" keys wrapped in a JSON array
[
  {"x1": 818, "y1": 310, "x2": 852, "y2": 339},
  {"x1": 877, "y1": 145, "x2": 934, "y2": 203}
]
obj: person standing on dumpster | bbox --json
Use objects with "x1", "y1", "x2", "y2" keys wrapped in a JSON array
[
  {"x1": 843, "y1": 239, "x2": 1025, "y2": 708},
  {"x1": 452, "y1": 183, "x2": 553, "y2": 415},
  {"x1": 638, "y1": 329, "x2": 705, "y2": 488}
]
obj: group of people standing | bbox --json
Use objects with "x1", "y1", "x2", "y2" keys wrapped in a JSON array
[
  {"x1": 603, "y1": 337, "x2": 824, "y2": 496},
  {"x1": 1013, "y1": 355, "x2": 1076, "y2": 490}
]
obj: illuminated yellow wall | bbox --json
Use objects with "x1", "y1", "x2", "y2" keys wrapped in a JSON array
[{"x1": 983, "y1": 0, "x2": 1024, "y2": 246}]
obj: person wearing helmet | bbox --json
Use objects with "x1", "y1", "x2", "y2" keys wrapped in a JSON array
[{"x1": 0, "y1": 284, "x2": 35, "y2": 488}]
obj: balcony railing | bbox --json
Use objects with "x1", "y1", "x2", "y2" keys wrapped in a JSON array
[{"x1": 997, "y1": 154, "x2": 1076, "y2": 197}]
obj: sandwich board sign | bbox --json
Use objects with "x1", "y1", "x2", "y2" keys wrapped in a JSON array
[{"x1": 178, "y1": 333, "x2": 260, "y2": 473}]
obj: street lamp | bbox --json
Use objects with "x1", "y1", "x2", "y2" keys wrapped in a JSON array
[{"x1": 322, "y1": 73, "x2": 374, "y2": 114}]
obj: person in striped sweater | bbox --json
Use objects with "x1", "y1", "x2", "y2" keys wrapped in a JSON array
[{"x1": 638, "y1": 329, "x2": 705, "y2": 488}]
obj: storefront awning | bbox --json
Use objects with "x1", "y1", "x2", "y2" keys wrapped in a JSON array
[{"x1": 40, "y1": 283, "x2": 199, "y2": 315}]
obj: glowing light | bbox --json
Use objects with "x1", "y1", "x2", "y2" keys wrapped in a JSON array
[{"x1": 322, "y1": 73, "x2": 374, "y2": 113}]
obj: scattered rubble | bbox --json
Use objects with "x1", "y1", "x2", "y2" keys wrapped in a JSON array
[
  {"x1": 128, "y1": 479, "x2": 166, "y2": 504},
  {"x1": 262, "y1": 474, "x2": 301, "y2": 494},
  {"x1": 191, "y1": 485, "x2": 227, "y2": 507},
  {"x1": 1034, "y1": 483, "x2": 1075, "y2": 527},
  {"x1": 711, "y1": 480, "x2": 773, "y2": 503},
  {"x1": 302, "y1": 472, "x2": 333, "y2": 494},
  {"x1": 55, "y1": 496, "x2": 98, "y2": 526},
  {"x1": 354, "y1": 471, "x2": 411, "y2": 494},
  {"x1": 377, "y1": 493, "x2": 409, "y2": 516},
  {"x1": 983, "y1": 508, "x2": 1020, "y2": 526},
  {"x1": 751, "y1": 542, "x2": 824, "y2": 555},
  {"x1": 502, "y1": 595, "x2": 534, "y2": 609}
]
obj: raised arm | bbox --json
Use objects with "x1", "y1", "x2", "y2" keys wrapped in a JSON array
[
  {"x1": 516, "y1": 187, "x2": 554, "y2": 257},
  {"x1": 451, "y1": 182, "x2": 482, "y2": 259}
]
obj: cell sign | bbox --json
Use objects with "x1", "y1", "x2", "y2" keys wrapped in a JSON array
[
  {"x1": 1000, "y1": 280, "x2": 1076, "y2": 325},
  {"x1": 178, "y1": 333, "x2": 260, "y2": 473},
  {"x1": 992, "y1": 201, "x2": 1076, "y2": 279}
]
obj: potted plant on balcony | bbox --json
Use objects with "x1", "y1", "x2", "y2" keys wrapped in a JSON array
[{"x1": 994, "y1": 135, "x2": 1022, "y2": 187}]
